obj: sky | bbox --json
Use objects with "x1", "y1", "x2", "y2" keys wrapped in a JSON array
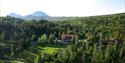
[{"x1": 0, "y1": 0, "x2": 125, "y2": 16}]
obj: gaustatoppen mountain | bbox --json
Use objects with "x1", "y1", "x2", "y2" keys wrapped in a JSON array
[{"x1": 7, "y1": 11, "x2": 49, "y2": 20}]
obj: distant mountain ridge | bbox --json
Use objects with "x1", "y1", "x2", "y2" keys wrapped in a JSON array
[
  {"x1": 7, "y1": 11, "x2": 49, "y2": 20},
  {"x1": 8, "y1": 13, "x2": 22, "y2": 18}
]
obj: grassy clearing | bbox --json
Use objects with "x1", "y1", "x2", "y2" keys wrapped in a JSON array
[
  {"x1": 7, "y1": 44, "x2": 66, "y2": 63},
  {"x1": 0, "y1": 44, "x2": 66, "y2": 63},
  {"x1": 31, "y1": 44, "x2": 65, "y2": 55},
  {"x1": 42, "y1": 47, "x2": 63, "y2": 55},
  {"x1": 33, "y1": 44, "x2": 65, "y2": 54}
]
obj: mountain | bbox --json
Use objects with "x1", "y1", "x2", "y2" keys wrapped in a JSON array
[
  {"x1": 7, "y1": 11, "x2": 49, "y2": 20},
  {"x1": 24, "y1": 11, "x2": 49, "y2": 20},
  {"x1": 7, "y1": 13, "x2": 22, "y2": 18},
  {"x1": 27, "y1": 11, "x2": 49, "y2": 17}
]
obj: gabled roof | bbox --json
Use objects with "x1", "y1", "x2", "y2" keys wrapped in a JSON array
[{"x1": 61, "y1": 35, "x2": 77, "y2": 42}]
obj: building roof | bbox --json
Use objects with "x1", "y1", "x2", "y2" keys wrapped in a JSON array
[{"x1": 61, "y1": 35, "x2": 77, "y2": 42}]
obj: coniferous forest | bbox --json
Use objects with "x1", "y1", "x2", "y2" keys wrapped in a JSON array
[{"x1": 0, "y1": 13, "x2": 125, "y2": 63}]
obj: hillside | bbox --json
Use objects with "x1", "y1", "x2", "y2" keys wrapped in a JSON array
[{"x1": 0, "y1": 13, "x2": 125, "y2": 63}]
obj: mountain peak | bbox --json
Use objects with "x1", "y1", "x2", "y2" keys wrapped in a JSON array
[
  {"x1": 7, "y1": 12, "x2": 22, "y2": 17},
  {"x1": 29, "y1": 11, "x2": 49, "y2": 17},
  {"x1": 7, "y1": 11, "x2": 49, "y2": 20}
]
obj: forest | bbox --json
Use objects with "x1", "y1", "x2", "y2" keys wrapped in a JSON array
[{"x1": 0, "y1": 13, "x2": 125, "y2": 63}]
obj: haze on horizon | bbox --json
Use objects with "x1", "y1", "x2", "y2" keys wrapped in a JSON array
[{"x1": 0, "y1": 0, "x2": 125, "y2": 17}]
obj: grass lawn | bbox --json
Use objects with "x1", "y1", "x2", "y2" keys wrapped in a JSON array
[
  {"x1": 42, "y1": 44, "x2": 66, "y2": 54},
  {"x1": 42, "y1": 47, "x2": 63, "y2": 55},
  {"x1": 27, "y1": 44, "x2": 65, "y2": 55},
  {"x1": 5, "y1": 44, "x2": 66, "y2": 63}
]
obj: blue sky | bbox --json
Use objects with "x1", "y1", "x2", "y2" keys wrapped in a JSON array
[{"x1": 0, "y1": 0, "x2": 124, "y2": 16}]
